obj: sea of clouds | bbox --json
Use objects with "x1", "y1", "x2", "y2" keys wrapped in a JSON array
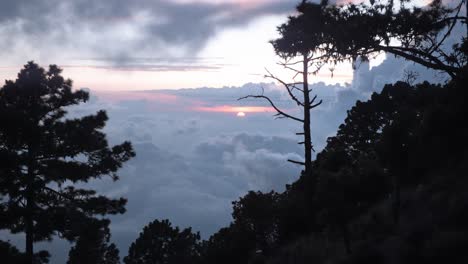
[{"x1": 1, "y1": 55, "x2": 449, "y2": 262}]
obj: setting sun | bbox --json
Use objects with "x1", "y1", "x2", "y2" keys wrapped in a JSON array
[{"x1": 236, "y1": 111, "x2": 246, "y2": 117}]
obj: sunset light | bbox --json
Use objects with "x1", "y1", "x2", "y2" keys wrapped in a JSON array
[
  {"x1": 236, "y1": 111, "x2": 246, "y2": 117},
  {"x1": 193, "y1": 105, "x2": 276, "y2": 113}
]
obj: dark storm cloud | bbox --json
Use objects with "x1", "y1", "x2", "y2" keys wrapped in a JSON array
[{"x1": 0, "y1": 0, "x2": 297, "y2": 61}]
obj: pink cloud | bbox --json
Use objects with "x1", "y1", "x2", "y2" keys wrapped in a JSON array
[
  {"x1": 92, "y1": 90, "x2": 291, "y2": 115},
  {"x1": 193, "y1": 105, "x2": 276, "y2": 113}
]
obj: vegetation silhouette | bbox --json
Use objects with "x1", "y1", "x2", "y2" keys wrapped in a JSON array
[
  {"x1": 205, "y1": 70, "x2": 467, "y2": 264},
  {"x1": 123, "y1": 219, "x2": 201, "y2": 264},
  {"x1": 0, "y1": 62, "x2": 135, "y2": 263},
  {"x1": 207, "y1": 0, "x2": 468, "y2": 263},
  {"x1": 282, "y1": 0, "x2": 467, "y2": 78},
  {"x1": 240, "y1": 0, "x2": 466, "y2": 182},
  {"x1": 1, "y1": 0, "x2": 467, "y2": 263},
  {"x1": 0, "y1": 240, "x2": 49, "y2": 264},
  {"x1": 67, "y1": 219, "x2": 120, "y2": 264}
]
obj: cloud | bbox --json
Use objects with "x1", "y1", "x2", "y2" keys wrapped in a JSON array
[
  {"x1": 94, "y1": 133, "x2": 303, "y2": 260},
  {"x1": 63, "y1": 63, "x2": 225, "y2": 73},
  {"x1": 0, "y1": 0, "x2": 298, "y2": 64},
  {"x1": 44, "y1": 83, "x2": 312, "y2": 262},
  {"x1": 193, "y1": 105, "x2": 275, "y2": 113}
]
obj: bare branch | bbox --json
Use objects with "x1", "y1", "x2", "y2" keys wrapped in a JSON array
[
  {"x1": 265, "y1": 69, "x2": 305, "y2": 107},
  {"x1": 294, "y1": 86, "x2": 304, "y2": 92},
  {"x1": 281, "y1": 58, "x2": 305, "y2": 66},
  {"x1": 309, "y1": 95, "x2": 318, "y2": 105},
  {"x1": 431, "y1": 16, "x2": 467, "y2": 28},
  {"x1": 307, "y1": 53, "x2": 332, "y2": 63},
  {"x1": 429, "y1": 1, "x2": 463, "y2": 55},
  {"x1": 277, "y1": 62, "x2": 304, "y2": 74},
  {"x1": 311, "y1": 100, "x2": 323, "y2": 109},
  {"x1": 380, "y1": 46, "x2": 458, "y2": 78},
  {"x1": 238, "y1": 95, "x2": 304, "y2": 122},
  {"x1": 287, "y1": 159, "x2": 306, "y2": 166}
]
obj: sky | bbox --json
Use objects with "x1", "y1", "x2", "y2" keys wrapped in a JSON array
[
  {"x1": 0, "y1": 0, "x2": 356, "y2": 90},
  {"x1": 0, "y1": 0, "x2": 462, "y2": 262}
]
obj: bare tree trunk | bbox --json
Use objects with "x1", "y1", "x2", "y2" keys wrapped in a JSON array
[
  {"x1": 302, "y1": 53, "x2": 312, "y2": 177},
  {"x1": 26, "y1": 145, "x2": 35, "y2": 264},
  {"x1": 238, "y1": 54, "x2": 321, "y2": 174},
  {"x1": 26, "y1": 189, "x2": 34, "y2": 264}
]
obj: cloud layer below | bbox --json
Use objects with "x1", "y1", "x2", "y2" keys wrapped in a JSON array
[{"x1": 2, "y1": 50, "x2": 451, "y2": 262}]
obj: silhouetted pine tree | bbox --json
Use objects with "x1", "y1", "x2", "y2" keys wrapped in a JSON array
[
  {"x1": 232, "y1": 191, "x2": 281, "y2": 254},
  {"x1": 288, "y1": 0, "x2": 466, "y2": 78},
  {"x1": 0, "y1": 62, "x2": 135, "y2": 263},
  {"x1": 124, "y1": 219, "x2": 201, "y2": 264},
  {"x1": 67, "y1": 219, "x2": 120, "y2": 264}
]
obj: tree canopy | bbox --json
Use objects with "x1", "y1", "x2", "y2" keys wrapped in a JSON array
[
  {"x1": 67, "y1": 219, "x2": 120, "y2": 264},
  {"x1": 272, "y1": 0, "x2": 467, "y2": 78},
  {"x1": 124, "y1": 219, "x2": 201, "y2": 264},
  {"x1": 0, "y1": 61, "x2": 135, "y2": 263}
]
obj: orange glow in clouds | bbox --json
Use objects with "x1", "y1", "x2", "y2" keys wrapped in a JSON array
[{"x1": 193, "y1": 105, "x2": 275, "y2": 114}]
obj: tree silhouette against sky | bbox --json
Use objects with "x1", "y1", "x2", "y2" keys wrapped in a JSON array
[
  {"x1": 0, "y1": 62, "x2": 135, "y2": 263},
  {"x1": 124, "y1": 219, "x2": 201, "y2": 264}
]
